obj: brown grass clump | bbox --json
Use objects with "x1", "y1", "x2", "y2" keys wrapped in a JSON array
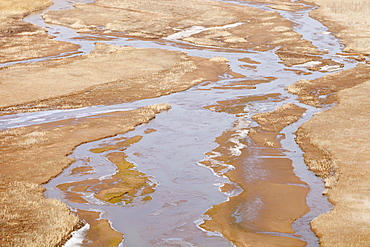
[
  {"x1": 0, "y1": 180, "x2": 80, "y2": 247},
  {"x1": 287, "y1": 64, "x2": 370, "y2": 107},
  {"x1": 0, "y1": 0, "x2": 79, "y2": 65},
  {"x1": 252, "y1": 103, "x2": 306, "y2": 132}
]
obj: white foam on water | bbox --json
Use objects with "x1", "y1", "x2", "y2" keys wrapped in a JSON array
[
  {"x1": 167, "y1": 26, "x2": 207, "y2": 40},
  {"x1": 228, "y1": 137, "x2": 246, "y2": 156}
]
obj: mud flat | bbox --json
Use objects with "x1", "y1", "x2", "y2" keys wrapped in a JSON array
[{"x1": 0, "y1": 0, "x2": 365, "y2": 246}]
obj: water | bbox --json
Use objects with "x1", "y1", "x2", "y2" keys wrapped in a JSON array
[{"x1": 0, "y1": 0, "x2": 361, "y2": 246}]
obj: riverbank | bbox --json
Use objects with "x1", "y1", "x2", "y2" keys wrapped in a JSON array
[{"x1": 289, "y1": 0, "x2": 370, "y2": 245}]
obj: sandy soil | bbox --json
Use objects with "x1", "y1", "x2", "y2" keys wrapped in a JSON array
[
  {"x1": 0, "y1": 0, "x2": 79, "y2": 64},
  {"x1": 201, "y1": 102, "x2": 309, "y2": 246},
  {"x1": 0, "y1": 43, "x2": 228, "y2": 114},
  {"x1": 0, "y1": 104, "x2": 170, "y2": 246},
  {"x1": 42, "y1": 0, "x2": 326, "y2": 66}
]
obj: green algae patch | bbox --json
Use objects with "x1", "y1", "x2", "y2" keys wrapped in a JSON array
[
  {"x1": 116, "y1": 135, "x2": 143, "y2": 147},
  {"x1": 142, "y1": 196, "x2": 153, "y2": 201},
  {"x1": 57, "y1": 134, "x2": 157, "y2": 205},
  {"x1": 115, "y1": 160, "x2": 135, "y2": 170},
  {"x1": 90, "y1": 145, "x2": 120, "y2": 153}
]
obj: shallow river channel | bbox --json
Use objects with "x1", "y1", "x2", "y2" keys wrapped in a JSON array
[{"x1": 0, "y1": 0, "x2": 361, "y2": 246}]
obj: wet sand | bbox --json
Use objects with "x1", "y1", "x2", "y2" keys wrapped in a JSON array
[{"x1": 201, "y1": 102, "x2": 309, "y2": 246}]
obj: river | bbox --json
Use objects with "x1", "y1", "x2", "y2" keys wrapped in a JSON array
[{"x1": 0, "y1": 0, "x2": 360, "y2": 246}]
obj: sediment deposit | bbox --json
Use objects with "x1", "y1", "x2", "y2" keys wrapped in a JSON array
[{"x1": 201, "y1": 102, "x2": 309, "y2": 246}]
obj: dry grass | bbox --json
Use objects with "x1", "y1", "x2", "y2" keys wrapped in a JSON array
[
  {"x1": 287, "y1": 64, "x2": 370, "y2": 107},
  {"x1": 0, "y1": 180, "x2": 79, "y2": 247},
  {"x1": 296, "y1": 80, "x2": 370, "y2": 246},
  {"x1": 323, "y1": 0, "x2": 370, "y2": 16},
  {"x1": 307, "y1": 0, "x2": 370, "y2": 52},
  {"x1": 0, "y1": 0, "x2": 52, "y2": 16},
  {"x1": 0, "y1": 44, "x2": 226, "y2": 112}
]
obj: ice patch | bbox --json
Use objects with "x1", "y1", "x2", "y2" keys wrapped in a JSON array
[
  {"x1": 63, "y1": 223, "x2": 90, "y2": 247},
  {"x1": 166, "y1": 22, "x2": 244, "y2": 40},
  {"x1": 167, "y1": 26, "x2": 207, "y2": 40},
  {"x1": 163, "y1": 238, "x2": 198, "y2": 247},
  {"x1": 194, "y1": 215, "x2": 224, "y2": 238},
  {"x1": 320, "y1": 65, "x2": 342, "y2": 72},
  {"x1": 294, "y1": 61, "x2": 322, "y2": 67}
]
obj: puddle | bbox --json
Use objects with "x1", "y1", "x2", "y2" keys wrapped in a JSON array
[{"x1": 0, "y1": 0, "x2": 363, "y2": 246}]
